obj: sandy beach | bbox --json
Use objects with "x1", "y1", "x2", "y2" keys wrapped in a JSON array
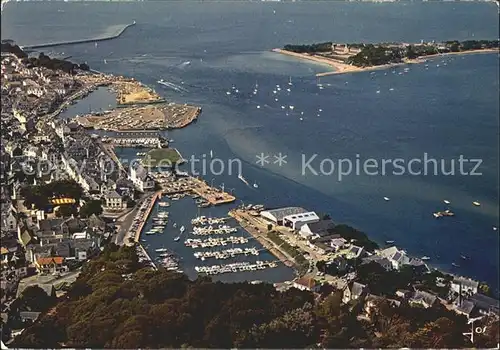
[{"x1": 272, "y1": 48, "x2": 499, "y2": 77}]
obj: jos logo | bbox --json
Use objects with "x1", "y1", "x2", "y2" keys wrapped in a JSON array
[{"x1": 462, "y1": 316, "x2": 488, "y2": 344}]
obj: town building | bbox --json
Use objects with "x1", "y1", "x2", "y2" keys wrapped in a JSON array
[
  {"x1": 260, "y1": 207, "x2": 308, "y2": 225},
  {"x1": 282, "y1": 212, "x2": 320, "y2": 231}
]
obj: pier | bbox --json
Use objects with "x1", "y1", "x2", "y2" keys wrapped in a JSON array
[
  {"x1": 194, "y1": 260, "x2": 279, "y2": 276},
  {"x1": 132, "y1": 191, "x2": 162, "y2": 244},
  {"x1": 104, "y1": 131, "x2": 162, "y2": 147},
  {"x1": 229, "y1": 209, "x2": 298, "y2": 269},
  {"x1": 137, "y1": 244, "x2": 157, "y2": 271},
  {"x1": 21, "y1": 22, "x2": 136, "y2": 50}
]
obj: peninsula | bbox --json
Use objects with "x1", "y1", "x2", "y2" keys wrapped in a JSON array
[{"x1": 274, "y1": 40, "x2": 499, "y2": 76}]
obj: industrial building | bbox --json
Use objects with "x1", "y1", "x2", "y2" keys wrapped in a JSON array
[
  {"x1": 282, "y1": 211, "x2": 320, "y2": 231},
  {"x1": 260, "y1": 207, "x2": 308, "y2": 225}
]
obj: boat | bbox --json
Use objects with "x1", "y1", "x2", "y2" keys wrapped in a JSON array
[
  {"x1": 452, "y1": 263, "x2": 460, "y2": 268},
  {"x1": 421, "y1": 256, "x2": 430, "y2": 261},
  {"x1": 288, "y1": 76, "x2": 293, "y2": 86},
  {"x1": 173, "y1": 236, "x2": 180, "y2": 242},
  {"x1": 210, "y1": 150, "x2": 213, "y2": 158},
  {"x1": 383, "y1": 197, "x2": 390, "y2": 201},
  {"x1": 494, "y1": 226, "x2": 498, "y2": 231},
  {"x1": 385, "y1": 240, "x2": 395, "y2": 244},
  {"x1": 158, "y1": 202, "x2": 170, "y2": 207},
  {"x1": 173, "y1": 223, "x2": 177, "y2": 228},
  {"x1": 253, "y1": 182, "x2": 258, "y2": 188},
  {"x1": 443, "y1": 199, "x2": 451, "y2": 204},
  {"x1": 460, "y1": 255, "x2": 470, "y2": 260},
  {"x1": 473, "y1": 201, "x2": 481, "y2": 206},
  {"x1": 155, "y1": 248, "x2": 168, "y2": 253},
  {"x1": 180, "y1": 226, "x2": 185, "y2": 233},
  {"x1": 238, "y1": 173, "x2": 249, "y2": 186}
]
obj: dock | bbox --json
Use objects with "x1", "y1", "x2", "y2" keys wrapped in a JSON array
[
  {"x1": 132, "y1": 191, "x2": 162, "y2": 244},
  {"x1": 137, "y1": 244, "x2": 157, "y2": 271},
  {"x1": 229, "y1": 209, "x2": 296, "y2": 268},
  {"x1": 21, "y1": 22, "x2": 136, "y2": 49}
]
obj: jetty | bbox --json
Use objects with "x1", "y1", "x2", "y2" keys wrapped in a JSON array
[
  {"x1": 137, "y1": 244, "x2": 157, "y2": 271},
  {"x1": 132, "y1": 191, "x2": 162, "y2": 243},
  {"x1": 21, "y1": 22, "x2": 136, "y2": 50}
]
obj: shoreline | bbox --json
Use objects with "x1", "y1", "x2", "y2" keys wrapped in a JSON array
[{"x1": 272, "y1": 48, "x2": 499, "y2": 77}]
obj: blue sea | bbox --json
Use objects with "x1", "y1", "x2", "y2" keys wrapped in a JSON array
[{"x1": 2, "y1": 1, "x2": 499, "y2": 287}]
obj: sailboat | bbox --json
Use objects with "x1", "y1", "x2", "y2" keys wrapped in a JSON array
[{"x1": 288, "y1": 76, "x2": 293, "y2": 86}]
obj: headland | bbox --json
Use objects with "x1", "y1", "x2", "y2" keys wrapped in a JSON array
[{"x1": 274, "y1": 40, "x2": 499, "y2": 76}]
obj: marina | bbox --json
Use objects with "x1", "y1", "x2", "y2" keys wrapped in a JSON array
[
  {"x1": 184, "y1": 236, "x2": 250, "y2": 249},
  {"x1": 194, "y1": 260, "x2": 279, "y2": 275},
  {"x1": 193, "y1": 247, "x2": 260, "y2": 261}
]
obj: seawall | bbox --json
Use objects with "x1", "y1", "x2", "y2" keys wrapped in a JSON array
[{"x1": 21, "y1": 21, "x2": 136, "y2": 50}]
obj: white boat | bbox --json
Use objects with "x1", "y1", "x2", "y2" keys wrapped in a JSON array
[
  {"x1": 104, "y1": 59, "x2": 107, "y2": 64},
  {"x1": 253, "y1": 182, "x2": 258, "y2": 188},
  {"x1": 443, "y1": 199, "x2": 451, "y2": 204},
  {"x1": 421, "y1": 256, "x2": 430, "y2": 261},
  {"x1": 384, "y1": 197, "x2": 390, "y2": 201},
  {"x1": 288, "y1": 76, "x2": 293, "y2": 86},
  {"x1": 238, "y1": 173, "x2": 249, "y2": 186},
  {"x1": 226, "y1": 91, "x2": 231, "y2": 95},
  {"x1": 173, "y1": 236, "x2": 180, "y2": 242},
  {"x1": 493, "y1": 226, "x2": 498, "y2": 231},
  {"x1": 289, "y1": 105, "x2": 294, "y2": 110},
  {"x1": 180, "y1": 226, "x2": 185, "y2": 233},
  {"x1": 473, "y1": 201, "x2": 481, "y2": 206},
  {"x1": 173, "y1": 223, "x2": 177, "y2": 228},
  {"x1": 257, "y1": 105, "x2": 261, "y2": 109},
  {"x1": 155, "y1": 248, "x2": 168, "y2": 253},
  {"x1": 210, "y1": 150, "x2": 213, "y2": 158}
]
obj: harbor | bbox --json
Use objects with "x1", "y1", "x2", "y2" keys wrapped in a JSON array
[{"x1": 135, "y1": 194, "x2": 295, "y2": 283}]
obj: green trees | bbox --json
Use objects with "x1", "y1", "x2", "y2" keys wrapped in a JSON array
[
  {"x1": 284, "y1": 42, "x2": 333, "y2": 53},
  {"x1": 21, "y1": 180, "x2": 83, "y2": 210},
  {"x1": 11, "y1": 244, "x2": 485, "y2": 349},
  {"x1": 79, "y1": 200, "x2": 103, "y2": 218}
]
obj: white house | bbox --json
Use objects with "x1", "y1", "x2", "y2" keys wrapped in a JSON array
[
  {"x1": 129, "y1": 163, "x2": 155, "y2": 191},
  {"x1": 451, "y1": 277, "x2": 479, "y2": 296},
  {"x1": 377, "y1": 246, "x2": 411, "y2": 270},
  {"x1": 104, "y1": 190, "x2": 126, "y2": 210}
]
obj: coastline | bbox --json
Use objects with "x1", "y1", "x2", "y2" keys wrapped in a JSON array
[{"x1": 272, "y1": 48, "x2": 500, "y2": 77}]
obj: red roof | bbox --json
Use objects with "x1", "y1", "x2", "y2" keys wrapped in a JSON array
[
  {"x1": 295, "y1": 277, "x2": 318, "y2": 289},
  {"x1": 37, "y1": 257, "x2": 64, "y2": 265}
]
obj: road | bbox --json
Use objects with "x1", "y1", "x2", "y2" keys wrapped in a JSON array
[{"x1": 113, "y1": 193, "x2": 152, "y2": 245}]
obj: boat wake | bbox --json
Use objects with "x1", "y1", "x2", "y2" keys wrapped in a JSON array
[{"x1": 157, "y1": 79, "x2": 189, "y2": 93}]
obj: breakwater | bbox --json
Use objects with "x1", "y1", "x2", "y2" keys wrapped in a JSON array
[{"x1": 21, "y1": 21, "x2": 136, "y2": 49}]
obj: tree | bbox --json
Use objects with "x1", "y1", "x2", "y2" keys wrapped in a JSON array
[
  {"x1": 79, "y1": 200, "x2": 103, "y2": 218},
  {"x1": 56, "y1": 204, "x2": 78, "y2": 218},
  {"x1": 18, "y1": 286, "x2": 56, "y2": 312}
]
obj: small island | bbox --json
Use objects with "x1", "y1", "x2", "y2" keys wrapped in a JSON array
[{"x1": 274, "y1": 40, "x2": 499, "y2": 76}]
